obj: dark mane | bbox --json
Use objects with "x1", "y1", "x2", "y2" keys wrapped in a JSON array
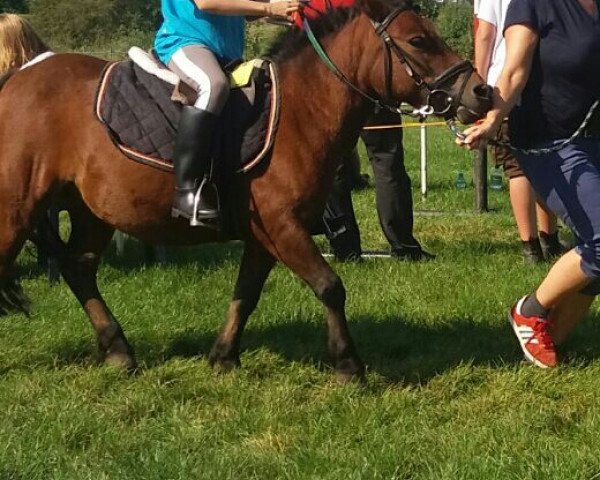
[
  {"x1": 266, "y1": 6, "x2": 361, "y2": 63},
  {"x1": 265, "y1": 0, "x2": 415, "y2": 64}
]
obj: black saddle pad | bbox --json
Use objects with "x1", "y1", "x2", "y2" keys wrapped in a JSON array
[{"x1": 95, "y1": 60, "x2": 280, "y2": 173}]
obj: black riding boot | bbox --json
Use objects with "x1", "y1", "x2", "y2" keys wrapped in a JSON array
[{"x1": 171, "y1": 106, "x2": 220, "y2": 225}]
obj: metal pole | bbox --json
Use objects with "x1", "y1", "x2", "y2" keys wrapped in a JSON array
[
  {"x1": 115, "y1": 231, "x2": 126, "y2": 257},
  {"x1": 473, "y1": 146, "x2": 488, "y2": 212},
  {"x1": 420, "y1": 124, "x2": 427, "y2": 196}
]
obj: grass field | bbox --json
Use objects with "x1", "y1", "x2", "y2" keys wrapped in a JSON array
[{"x1": 2, "y1": 125, "x2": 599, "y2": 480}]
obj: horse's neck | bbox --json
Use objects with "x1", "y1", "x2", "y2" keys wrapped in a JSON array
[{"x1": 278, "y1": 18, "x2": 372, "y2": 158}]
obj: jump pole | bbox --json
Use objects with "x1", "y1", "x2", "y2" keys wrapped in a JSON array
[
  {"x1": 420, "y1": 123, "x2": 427, "y2": 196},
  {"x1": 473, "y1": 146, "x2": 488, "y2": 212}
]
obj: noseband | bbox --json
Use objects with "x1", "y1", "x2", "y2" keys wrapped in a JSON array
[{"x1": 303, "y1": 6, "x2": 474, "y2": 117}]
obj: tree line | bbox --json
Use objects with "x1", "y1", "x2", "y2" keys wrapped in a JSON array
[
  {"x1": 1, "y1": 0, "x2": 472, "y2": 59},
  {"x1": 1, "y1": 0, "x2": 160, "y2": 52}
]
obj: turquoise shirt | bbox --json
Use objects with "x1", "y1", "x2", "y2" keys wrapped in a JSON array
[{"x1": 154, "y1": 0, "x2": 245, "y2": 65}]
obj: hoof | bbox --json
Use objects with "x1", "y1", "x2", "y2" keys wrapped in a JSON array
[
  {"x1": 208, "y1": 341, "x2": 241, "y2": 373},
  {"x1": 208, "y1": 351, "x2": 241, "y2": 373},
  {"x1": 335, "y1": 370, "x2": 367, "y2": 385},
  {"x1": 335, "y1": 359, "x2": 366, "y2": 384},
  {"x1": 104, "y1": 351, "x2": 137, "y2": 372}
]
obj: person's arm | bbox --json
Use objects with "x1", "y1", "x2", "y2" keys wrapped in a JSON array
[
  {"x1": 474, "y1": 18, "x2": 496, "y2": 82},
  {"x1": 458, "y1": 23, "x2": 538, "y2": 149},
  {"x1": 194, "y1": 0, "x2": 300, "y2": 18}
]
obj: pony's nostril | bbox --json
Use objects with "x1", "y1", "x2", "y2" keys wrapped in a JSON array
[{"x1": 473, "y1": 83, "x2": 493, "y2": 101}]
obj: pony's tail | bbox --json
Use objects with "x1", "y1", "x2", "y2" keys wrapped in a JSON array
[
  {"x1": 0, "y1": 67, "x2": 30, "y2": 316},
  {"x1": 0, "y1": 276, "x2": 30, "y2": 316},
  {"x1": 2, "y1": 211, "x2": 68, "y2": 318}
]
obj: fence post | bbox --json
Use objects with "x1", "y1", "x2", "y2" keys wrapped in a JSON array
[
  {"x1": 420, "y1": 124, "x2": 427, "y2": 196},
  {"x1": 114, "y1": 231, "x2": 126, "y2": 257},
  {"x1": 473, "y1": 146, "x2": 488, "y2": 212}
]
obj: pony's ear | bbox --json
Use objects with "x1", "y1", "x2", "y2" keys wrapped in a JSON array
[{"x1": 360, "y1": 0, "x2": 391, "y2": 21}]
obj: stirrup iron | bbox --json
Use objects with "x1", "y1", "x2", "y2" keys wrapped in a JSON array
[{"x1": 190, "y1": 178, "x2": 221, "y2": 227}]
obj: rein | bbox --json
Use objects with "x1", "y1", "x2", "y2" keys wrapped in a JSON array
[{"x1": 302, "y1": 6, "x2": 475, "y2": 118}]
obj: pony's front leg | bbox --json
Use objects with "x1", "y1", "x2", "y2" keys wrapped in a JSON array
[
  {"x1": 261, "y1": 221, "x2": 365, "y2": 383},
  {"x1": 209, "y1": 239, "x2": 276, "y2": 371}
]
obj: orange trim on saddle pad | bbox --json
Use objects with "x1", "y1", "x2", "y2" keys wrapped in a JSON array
[{"x1": 239, "y1": 61, "x2": 280, "y2": 173}]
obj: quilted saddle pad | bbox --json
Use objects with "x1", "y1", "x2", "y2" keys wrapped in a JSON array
[{"x1": 95, "y1": 59, "x2": 280, "y2": 174}]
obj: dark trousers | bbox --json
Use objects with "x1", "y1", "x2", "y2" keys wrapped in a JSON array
[
  {"x1": 325, "y1": 161, "x2": 363, "y2": 256},
  {"x1": 324, "y1": 110, "x2": 420, "y2": 254}
]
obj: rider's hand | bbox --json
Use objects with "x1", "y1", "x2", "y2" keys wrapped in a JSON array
[
  {"x1": 455, "y1": 114, "x2": 502, "y2": 150},
  {"x1": 267, "y1": 0, "x2": 302, "y2": 19}
]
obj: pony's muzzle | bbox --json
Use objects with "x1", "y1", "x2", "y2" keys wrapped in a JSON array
[
  {"x1": 473, "y1": 83, "x2": 493, "y2": 105},
  {"x1": 456, "y1": 83, "x2": 494, "y2": 124}
]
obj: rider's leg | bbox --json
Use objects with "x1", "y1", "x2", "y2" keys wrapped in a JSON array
[{"x1": 168, "y1": 45, "x2": 230, "y2": 223}]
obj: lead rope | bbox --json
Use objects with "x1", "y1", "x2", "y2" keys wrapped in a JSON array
[{"x1": 447, "y1": 99, "x2": 600, "y2": 156}]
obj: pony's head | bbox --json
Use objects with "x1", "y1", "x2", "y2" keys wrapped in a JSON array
[{"x1": 357, "y1": 0, "x2": 491, "y2": 123}]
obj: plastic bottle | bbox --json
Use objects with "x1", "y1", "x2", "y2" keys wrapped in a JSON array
[
  {"x1": 490, "y1": 166, "x2": 504, "y2": 191},
  {"x1": 455, "y1": 172, "x2": 467, "y2": 189}
]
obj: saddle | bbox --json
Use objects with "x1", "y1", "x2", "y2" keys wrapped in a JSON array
[{"x1": 95, "y1": 49, "x2": 280, "y2": 174}]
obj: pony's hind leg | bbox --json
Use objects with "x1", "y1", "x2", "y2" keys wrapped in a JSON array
[
  {"x1": 56, "y1": 201, "x2": 136, "y2": 370},
  {"x1": 260, "y1": 221, "x2": 365, "y2": 382},
  {"x1": 209, "y1": 239, "x2": 276, "y2": 371}
]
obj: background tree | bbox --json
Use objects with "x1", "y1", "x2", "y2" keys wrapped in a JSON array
[
  {"x1": 23, "y1": 0, "x2": 474, "y2": 60},
  {"x1": 27, "y1": 0, "x2": 160, "y2": 52},
  {"x1": 0, "y1": 0, "x2": 27, "y2": 13},
  {"x1": 434, "y1": 1, "x2": 473, "y2": 59}
]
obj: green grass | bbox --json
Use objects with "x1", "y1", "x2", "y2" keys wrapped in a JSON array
[{"x1": 1, "y1": 126, "x2": 597, "y2": 479}]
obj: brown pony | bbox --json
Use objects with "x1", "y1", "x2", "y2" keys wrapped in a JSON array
[{"x1": 0, "y1": 0, "x2": 491, "y2": 381}]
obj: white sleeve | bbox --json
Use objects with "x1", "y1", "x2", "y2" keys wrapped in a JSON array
[{"x1": 476, "y1": 0, "x2": 499, "y2": 26}]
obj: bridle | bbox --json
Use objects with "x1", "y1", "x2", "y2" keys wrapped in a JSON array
[{"x1": 302, "y1": 5, "x2": 475, "y2": 118}]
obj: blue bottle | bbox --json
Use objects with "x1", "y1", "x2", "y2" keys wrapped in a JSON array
[
  {"x1": 490, "y1": 166, "x2": 504, "y2": 191},
  {"x1": 455, "y1": 172, "x2": 467, "y2": 189}
]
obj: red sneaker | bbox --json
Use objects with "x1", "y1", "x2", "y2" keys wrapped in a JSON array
[{"x1": 508, "y1": 296, "x2": 557, "y2": 368}]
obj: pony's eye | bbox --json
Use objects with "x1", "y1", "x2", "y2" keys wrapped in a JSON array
[{"x1": 408, "y1": 36, "x2": 427, "y2": 49}]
